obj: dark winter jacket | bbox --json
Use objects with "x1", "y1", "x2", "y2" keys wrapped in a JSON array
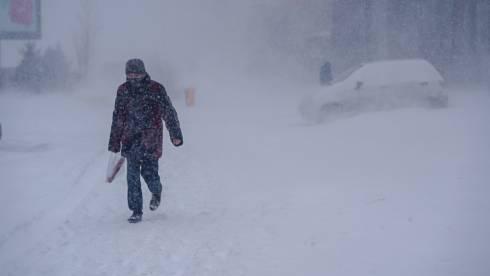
[{"x1": 108, "y1": 75, "x2": 182, "y2": 159}]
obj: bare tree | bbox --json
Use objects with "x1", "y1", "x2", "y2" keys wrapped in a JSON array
[
  {"x1": 467, "y1": 0, "x2": 478, "y2": 54},
  {"x1": 74, "y1": 0, "x2": 95, "y2": 79}
]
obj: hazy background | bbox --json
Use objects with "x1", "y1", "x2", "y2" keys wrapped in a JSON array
[
  {"x1": 1, "y1": 0, "x2": 489, "y2": 92},
  {"x1": 1, "y1": 1, "x2": 490, "y2": 275},
  {"x1": 2, "y1": 0, "x2": 310, "y2": 86}
]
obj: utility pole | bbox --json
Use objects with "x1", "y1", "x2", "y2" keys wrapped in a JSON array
[{"x1": 0, "y1": 40, "x2": 3, "y2": 89}]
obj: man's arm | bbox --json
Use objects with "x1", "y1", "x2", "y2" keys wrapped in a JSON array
[
  {"x1": 160, "y1": 86, "x2": 183, "y2": 146},
  {"x1": 108, "y1": 88, "x2": 126, "y2": 152}
]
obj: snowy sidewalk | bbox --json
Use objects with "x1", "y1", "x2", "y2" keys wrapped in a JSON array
[{"x1": 1, "y1": 87, "x2": 489, "y2": 276}]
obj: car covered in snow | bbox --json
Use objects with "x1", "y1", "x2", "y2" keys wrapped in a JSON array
[{"x1": 299, "y1": 59, "x2": 448, "y2": 122}]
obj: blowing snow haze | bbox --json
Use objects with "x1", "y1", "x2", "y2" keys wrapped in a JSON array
[
  {"x1": 1, "y1": 1, "x2": 490, "y2": 276},
  {"x1": 3, "y1": 0, "x2": 334, "y2": 85},
  {"x1": 89, "y1": 0, "x2": 332, "y2": 83},
  {"x1": 3, "y1": 0, "x2": 488, "y2": 86}
]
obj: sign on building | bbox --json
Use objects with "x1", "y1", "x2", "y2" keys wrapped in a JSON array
[{"x1": 0, "y1": 0, "x2": 41, "y2": 39}]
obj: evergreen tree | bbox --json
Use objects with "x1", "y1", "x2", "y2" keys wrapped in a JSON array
[{"x1": 14, "y1": 43, "x2": 43, "y2": 92}]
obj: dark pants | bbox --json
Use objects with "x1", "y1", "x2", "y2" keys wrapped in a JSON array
[{"x1": 127, "y1": 156, "x2": 162, "y2": 213}]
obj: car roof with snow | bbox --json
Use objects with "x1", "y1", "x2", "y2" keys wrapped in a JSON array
[{"x1": 339, "y1": 59, "x2": 444, "y2": 86}]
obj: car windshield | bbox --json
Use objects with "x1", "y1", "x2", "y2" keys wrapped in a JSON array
[{"x1": 331, "y1": 64, "x2": 362, "y2": 85}]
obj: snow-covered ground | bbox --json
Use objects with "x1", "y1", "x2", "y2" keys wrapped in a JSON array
[{"x1": 1, "y1": 81, "x2": 489, "y2": 276}]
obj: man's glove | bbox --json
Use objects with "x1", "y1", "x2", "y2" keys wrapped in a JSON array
[{"x1": 172, "y1": 138, "x2": 183, "y2": 147}]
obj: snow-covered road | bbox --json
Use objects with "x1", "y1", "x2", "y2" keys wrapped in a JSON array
[{"x1": 1, "y1": 83, "x2": 489, "y2": 276}]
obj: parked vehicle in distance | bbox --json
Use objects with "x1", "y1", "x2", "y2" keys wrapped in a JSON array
[{"x1": 299, "y1": 59, "x2": 448, "y2": 122}]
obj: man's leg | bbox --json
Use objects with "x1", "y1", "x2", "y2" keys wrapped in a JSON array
[
  {"x1": 141, "y1": 157, "x2": 162, "y2": 210},
  {"x1": 127, "y1": 157, "x2": 143, "y2": 214}
]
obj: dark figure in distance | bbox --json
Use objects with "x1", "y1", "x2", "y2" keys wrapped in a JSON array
[{"x1": 320, "y1": 61, "x2": 333, "y2": 86}]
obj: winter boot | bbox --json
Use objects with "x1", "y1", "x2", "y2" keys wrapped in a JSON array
[
  {"x1": 149, "y1": 193, "x2": 161, "y2": 211},
  {"x1": 128, "y1": 211, "x2": 143, "y2": 223}
]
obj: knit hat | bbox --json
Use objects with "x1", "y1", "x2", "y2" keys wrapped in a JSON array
[{"x1": 125, "y1": 58, "x2": 146, "y2": 75}]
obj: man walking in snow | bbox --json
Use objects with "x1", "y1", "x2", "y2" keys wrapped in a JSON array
[{"x1": 108, "y1": 58, "x2": 183, "y2": 223}]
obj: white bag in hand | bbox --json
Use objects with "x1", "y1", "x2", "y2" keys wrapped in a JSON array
[{"x1": 106, "y1": 152, "x2": 125, "y2": 183}]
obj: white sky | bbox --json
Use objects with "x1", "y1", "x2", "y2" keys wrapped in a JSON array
[
  {"x1": 1, "y1": 0, "x2": 330, "y2": 78},
  {"x1": 1, "y1": 1, "x2": 264, "y2": 66}
]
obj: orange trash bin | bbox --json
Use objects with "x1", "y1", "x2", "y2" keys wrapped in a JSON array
[{"x1": 185, "y1": 87, "x2": 196, "y2": 107}]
